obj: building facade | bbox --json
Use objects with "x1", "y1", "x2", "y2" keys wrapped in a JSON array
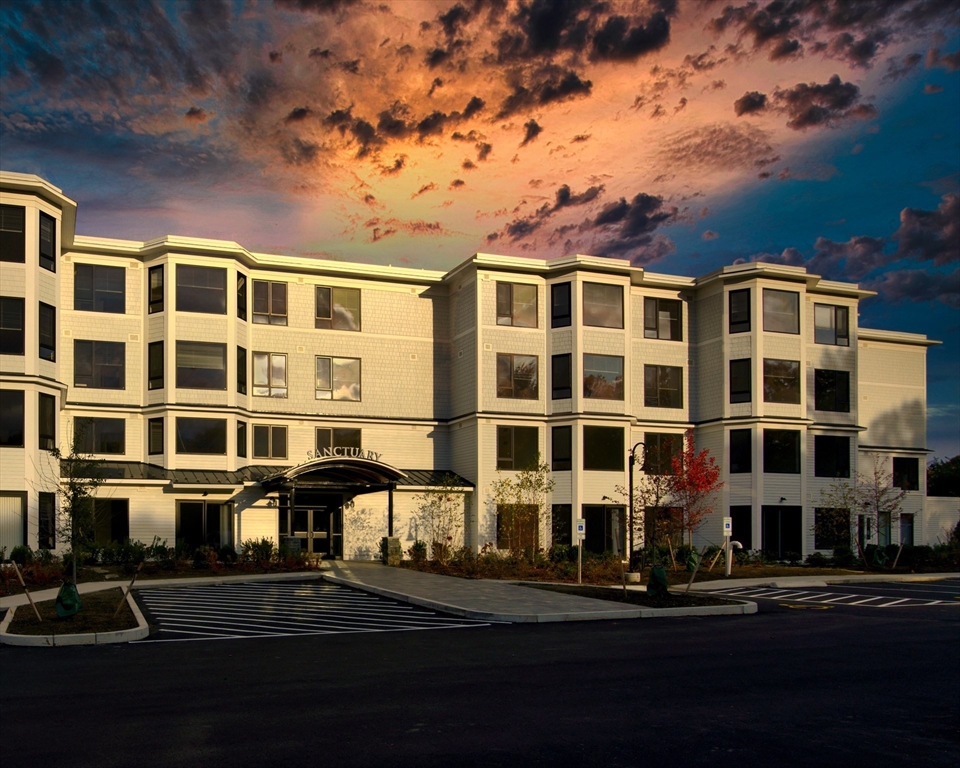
[{"x1": 0, "y1": 171, "x2": 944, "y2": 560}]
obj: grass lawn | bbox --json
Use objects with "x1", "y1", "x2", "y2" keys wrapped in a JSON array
[{"x1": 5, "y1": 588, "x2": 138, "y2": 636}]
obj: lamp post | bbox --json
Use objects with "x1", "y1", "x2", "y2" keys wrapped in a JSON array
[{"x1": 628, "y1": 441, "x2": 645, "y2": 567}]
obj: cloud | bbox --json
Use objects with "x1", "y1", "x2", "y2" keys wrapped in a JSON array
[
  {"x1": 476, "y1": 142, "x2": 493, "y2": 161},
  {"x1": 590, "y1": 12, "x2": 672, "y2": 61},
  {"x1": 894, "y1": 194, "x2": 959, "y2": 266},
  {"x1": 882, "y1": 52, "x2": 923, "y2": 82},
  {"x1": 658, "y1": 123, "x2": 775, "y2": 173},
  {"x1": 863, "y1": 267, "x2": 960, "y2": 308},
  {"x1": 926, "y1": 46, "x2": 960, "y2": 72},
  {"x1": 184, "y1": 107, "x2": 208, "y2": 123},
  {"x1": 269, "y1": 51, "x2": 282, "y2": 63},
  {"x1": 808, "y1": 235, "x2": 889, "y2": 279},
  {"x1": 923, "y1": 83, "x2": 944, "y2": 94},
  {"x1": 449, "y1": 179, "x2": 465, "y2": 189},
  {"x1": 734, "y1": 91, "x2": 767, "y2": 116},
  {"x1": 701, "y1": 230, "x2": 719, "y2": 240},
  {"x1": 380, "y1": 155, "x2": 405, "y2": 175},
  {"x1": 520, "y1": 119, "x2": 543, "y2": 146},
  {"x1": 772, "y1": 75, "x2": 877, "y2": 130},
  {"x1": 499, "y1": 182, "x2": 605, "y2": 241},
  {"x1": 283, "y1": 106, "x2": 312, "y2": 124},
  {"x1": 281, "y1": 137, "x2": 320, "y2": 166},
  {"x1": 412, "y1": 183, "x2": 436, "y2": 198},
  {"x1": 580, "y1": 192, "x2": 681, "y2": 262},
  {"x1": 496, "y1": 68, "x2": 592, "y2": 118},
  {"x1": 274, "y1": 0, "x2": 361, "y2": 14}
]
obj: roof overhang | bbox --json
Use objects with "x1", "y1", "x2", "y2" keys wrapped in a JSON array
[{"x1": 261, "y1": 456, "x2": 408, "y2": 490}]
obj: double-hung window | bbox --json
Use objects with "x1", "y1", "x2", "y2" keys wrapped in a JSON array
[
  {"x1": 552, "y1": 354, "x2": 571, "y2": 399},
  {"x1": 75, "y1": 264, "x2": 125, "y2": 313},
  {"x1": 763, "y1": 359, "x2": 800, "y2": 404},
  {"x1": 176, "y1": 265, "x2": 226, "y2": 314},
  {"x1": 0, "y1": 205, "x2": 25, "y2": 262},
  {"x1": 643, "y1": 297, "x2": 682, "y2": 340},
  {"x1": 814, "y1": 369, "x2": 850, "y2": 412},
  {"x1": 729, "y1": 359, "x2": 751, "y2": 403},
  {"x1": 644, "y1": 365, "x2": 682, "y2": 408},
  {"x1": 253, "y1": 352, "x2": 287, "y2": 397},
  {"x1": 75, "y1": 417, "x2": 125, "y2": 454},
  {"x1": 551, "y1": 283, "x2": 571, "y2": 327},
  {"x1": 496, "y1": 425, "x2": 538, "y2": 470},
  {"x1": 253, "y1": 281, "x2": 287, "y2": 325},
  {"x1": 762, "y1": 289, "x2": 799, "y2": 334},
  {"x1": 39, "y1": 212, "x2": 56, "y2": 272},
  {"x1": 148, "y1": 341, "x2": 164, "y2": 390},
  {"x1": 583, "y1": 354, "x2": 623, "y2": 400},
  {"x1": 74, "y1": 340, "x2": 125, "y2": 389},
  {"x1": 583, "y1": 283, "x2": 623, "y2": 328},
  {"x1": 316, "y1": 356, "x2": 361, "y2": 400},
  {"x1": 729, "y1": 288, "x2": 750, "y2": 333},
  {"x1": 814, "y1": 304, "x2": 849, "y2": 346},
  {"x1": 39, "y1": 393, "x2": 56, "y2": 450},
  {"x1": 0, "y1": 297, "x2": 24, "y2": 355},
  {"x1": 176, "y1": 341, "x2": 226, "y2": 389},
  {"x1": 0, "y1": 390, "x2": 24, "y2": 446},
  {"x1": 316, "y1": 286, "x2": 361, "y2": 330},
  {"x1": 148, "y1": 266, "x2": 164, "y2": 313},
  {"x1": 497, "y1": 353, "x2": 538, "y2": 399},
  {"x1": 253, "y1": 425, "x2": 287, "y2": 459},
  {"x1": 496, "y1": 282, "x2": 537, "y2": 327}
]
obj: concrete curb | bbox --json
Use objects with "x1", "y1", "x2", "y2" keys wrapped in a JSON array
[
  {"x1": 689, "y1": 572, "x2": 960, "y2": 591},
  {"x1": 0, "y1": 591, "x2": 149, "y2": 647},
  {"x1": 323, "y1": 574, "x2": 757, "y2": 622}
]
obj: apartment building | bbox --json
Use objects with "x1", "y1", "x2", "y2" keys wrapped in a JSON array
[{"x1": 0, "y1": 171, "x2": 941, "y2": 560}]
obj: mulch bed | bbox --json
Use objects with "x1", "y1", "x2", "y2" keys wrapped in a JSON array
[
  {"x1": 5, "y1": 588, "x2": 138, "y2": 636},
  {"x1": 519, "y1": 583, "x2": 736, "y2": 608}
]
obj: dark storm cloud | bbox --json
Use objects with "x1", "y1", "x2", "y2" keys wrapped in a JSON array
[
  {"x1": 274, "y1": 0, "x2": 360, "y2": 14},
  {"x1": 281, "y1": 137, "x2": 320, "y2": 165},
  {"x1": 477, "y1": 142, "x2": 493, "y2": 161},
  {"x1": 734, "y1": 91, "x2": 767, "y2": 116},
  {"x1": 894, "y1": 194, "x2": 959, "y2": 266},
  {"x1": 808, "y1": 235, "x2": 889, "y2": 280},
  {"x1": 863, "y1": 268, "x2": 960, "y2": 309},
  {"x1": 498, "y1": 183, "x2": 604, "y2": 241},
  {"x1": 380, "y1": 156, "x2": 406, "y2": 175},
  {"x1": 496, "y1": 68, "x2": 592, "y2": 118},
  {"x1": 184, "y1": 107, "x2": 208, "y2": 123},
  {"x1": 768, "y1": 37, "x2": 802, "y2": 60},
  {"x1": 773, "y1": 75, "x2": 876, "y2": 130},
  {"x1": 590, "y1": 12, "x2": 672, "y2": 61},
  {"x1": 882, "y1": 52, "x2": 923, "y2": 82},
  {"x1": 462, "y1": 96, "x2": 486, "y2": 118},
  {"x1": 284, "y1": 107, "x2": 312, "y2": 124},
  {"x1": 578, "y1": 192, "x2": 680, "y2": 262},
  {"x1": 520, "y1": 119, "x2": 543, "y2": 146}
]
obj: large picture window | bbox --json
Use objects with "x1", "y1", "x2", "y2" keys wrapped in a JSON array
[
  {"x1": 644, "y1": 432, "x2": 682, "y2": 475},
  {"x1": 253, "y1": 281, "x2": 288, "y2": 325},
  {"x1": 39, "y1": 302, "x2": 56, "y2": 361},
  {"x1": 74, "y1": 340, "x2": 125, "y2": 389},
  {"x1": 39, "y1": 211, "x2": 56, "y2": 272},
  {"x1": 551, "y1": 283, "x2": 571, "y2": 328},
  {"x1": 552, "y1": 425, "x2": 572, "y2": 471},
  {"x1": 583, "y1": 426, "x2": 624, "y2": 471},
  {"x1": 316, "y1": 356, "x2": 361, "y2": 400},
  {"x1": 496, "y1": 282, "x2": 537, "y2": 327},
  {"x1": 253, "y1": 352, "x2": 287, "y2": 398},
  {"x1": 729, "y1": 359, "x2": 751, "y2": 403},
  {"x1": 814, "y1": 304, "x2": 849, "y2": 346},
  {"x1": 552, "y1": 354, "x2": 571, "y2": 400},
  {"x1": 763, "y1": 359, "x2": 800, "y2": 404},
  {"x1": 75, "y1": 264, "x2": 125, "y2": 313},
  {"x1": 0, "y1": 297, "x2": 24, "y2": 355},
  {"x1": 729, "y1": 288, "x2": 750, "y2": 333},
  {"x1": 176, "y1": 341, "x2": 226, "y2": 390},
  {"x1": 253, "y1": 425, "x2": 287, "y2": 459},
  {"x1": 39, "y1": 393, "x2": 55, "y2": 450},
  {"x1": 175, "y1": 417, "x2": 227, "y2": 454},
  {"x1": 75, "y1": 417, "x2": 125, "y2": 454},
  {"x1": 177, "y1": 501, "x2": 232, "y2": 550},
  {"x1": 497, "y1": 353, "x2": 538, "y2": 399},
  {"x1": 584, "y1": 354, "x2": 623, "y2": 400},
  {"x1": 763, "y1": 429, "x2": 800, "y2": 474},
  {"x1": 176, "y1": 265, "x2": 226, "y2": 314},
  {"x1": 762, "y1": 288, "x2": 799, "y2": 334},
  {"x1": 583, "y1": 283, "x2": 623, "y2": 328},
  {"x1": 0, "y1": 390, "x2": 24, "y2": 446},
  {"x1": 644, "y1": 365, "x2": 682, "y2": 408},
  {"x1": 815, "y1": 435, "x2": 850, "y2": 478},
  {"x1": 496, "y1": 425, "x2": 538, "y2": 470},
  {"x1": 0, "y1": 205, "x2": 25, "y2": 262},
  {"x1": 316, "y1": 286, "x2": 360, "y2": 331},
  {"x1": 643, "y1": 297, "x2": 681, "y2": 340},
  {"x1": 815, "y1": 369, "x2": 850, "y2": 412}
]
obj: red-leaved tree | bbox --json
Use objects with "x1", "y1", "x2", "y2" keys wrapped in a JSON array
[{"x1": 668, "y1": 430, "x2": 724, "y2": 546}]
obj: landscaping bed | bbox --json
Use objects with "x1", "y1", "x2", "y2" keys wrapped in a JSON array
[
  {"x1": 5, "y1": 588, "x2": 137, "y2": 636},
  {"x1": 519, "y1": 583, "x2": 735, "y2": 608}
]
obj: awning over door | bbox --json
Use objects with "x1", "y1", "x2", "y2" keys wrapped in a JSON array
[{"x1": 260, "y1": 456, "x2": 408, "y2": 490}]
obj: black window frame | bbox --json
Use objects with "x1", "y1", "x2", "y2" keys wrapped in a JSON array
[
  {"x1": 148, "y1": 341, "x2": 164, "y2": 390},
  {"x1": 496, "y1": 353, "x2": 539, "y2": 399},
  {"x1": 551, "y1": 282, "x2": 571, "y2": 328},
  {"x1": 252, "y1": 351, "x2": 288, "y2": 398},
  {"x1": 583, "y1": 426, "x2": 624, "y2": 471},
  {"x1": 814, "y1": 303, "x2": 849, "y2": 346},
  {"x1": 176, "y1": 500, "x2": 232, "y2": 550},
  {"x1": 729, "y1": 288, "x2": 751, "y2": 334},
  {"x1": 0, "y1": 389, "x2": 25, "y2": 447},
  {"x1": 253, "y1": 424, "x2": 288, "y2": 459},
  {"x1": 38, "y1": 211, "x2": 56, "y2": 272},
  {"x1": 175, "y1": 341, "x2": 227, "y2": 390},
  {"x1": 1, "y1": 296, "x2": 25, "y2": 355},
  {"x1": 315, "y1": 285, "x2": 361, "y2": 331},
  {"x1": 496, "y1": 425, "x2": 539, "y2": 471},
  {"x1": 38, "y1": 492, "x2": 56, "y2": 549},
  {"x1": 148, "y1": 417, "x2": 164, "y2": 455},
  {"x1": 315, "y1": 427, "x2": 363, "y2": 455},
  {"x1": 176, "y1": 264, "x2": 227, "y2": 315},
  {"x1": 729, "y1": 429, "x2": 752, "y2": 474},
  {"x1": 814, "y1": 369, "x2": 850, "y2": 412},
  {"x1": 39, "y1": 392, "x2": 55, "y2": 451},
  {"x1": 496, "y1": 282, "x2": 538, "y2": 328},
  {"x1": 253, "y1": 280, "x2": 288, "y2": 325},
  {"x1": 814, "y1": 435, "x2": 851, "y2": 478},
  {"x1": 763, "y1": 358, "x2": 800, "y2": 404},
  {"x1": 75, "y1": 416, "x2": 125, "y2": 455},
  {"x1": 237, "y1": 273, "x2": 247, "y2": 321},
  {"x1": 237, "y1": 346, "x2": 247, "y2": 395},
  {"x1": 762, "y1": 288, "x2": 800, "y2": 334},
  {"x1": 584, "y1": 354, "x2": 624, "y2": 400},
  {"x1": 643, "y1": 432, "x2": 682, "y2": 475},
  {"x1": 315, "y1": 356, "x2": 361, "y2": 401},
  {"x1": 763, "y1": 429, "x2": 801, "y2": 474},
  {"x1": 643, "y1": 297, "x2": 682, "y2": 341},
  {"x1": 643, "y1": 365, "x2": 683, "y2": 409},
  {"x1": 0, "y1": 205, "x2": 25, "y2": 263},
  {"x1": 74, "y1": 340, "x2": 125, "y2": 389},
  {"x1": 74, "y1": 263, "x2": 125, "y2": 314},
  {"x1": 175, "y1": 417, "x2": 227, "y2": 455},
  {"x1": 552, "y1": 353, "x2": 572, "y2": 400},
  {"x1": 39, "y1": 302, "x2": 55, "y2": 361},
  {"x1": 582, "y1": 282, "x2": 623, "y2": 329},
  {"x1": 237, "y1": 421, "x2": 247, "y2": 458},
  {"x1": 893, "y1": 457, "x2": 919, "y2": 491},
  {"x1": 729, "y1": 358, "x2": 751, "y2": 403},
  {"x1": 552, "y1": 425, "x2": 572, "y2": 471},
  {"x1": 148, "y1": 265, "x2": 164, "y2": 314}
]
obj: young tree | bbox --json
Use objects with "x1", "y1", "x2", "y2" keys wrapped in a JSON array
[
  {"x1": 490, "y1": 456, "x2": 555, "y2": 558},
  {"x1": 668, "y1": 430, "x2": 724, "y2": 546},
  {"x1": 52, "y1": 435, "x2": 105, "y2": 585},
  {"x1": 411, "y1": 474, "x2": 466, "y2": 564}
]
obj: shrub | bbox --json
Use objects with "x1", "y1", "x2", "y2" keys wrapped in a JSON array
[
  {"x1": 784, "y1": 551, "x2": 802, "y2": 565},
  {"x1": 240, "y1": 537, "x2": 276, "y2": 566},
  {"x1": 805, "y1": 552, "x2": 828, "y2": 567},
  {"x1": 218, "y1": 545, "x2": 237, "y2": 565},
  {"x1": 408, "y1": 540, "x2": 427, "y2": 564},
  {"x1": 9, "y1": 545, "x2": 33, "y2": 566},
  {"x1": 832, "y1": 545, "x2": 857, "y2": 568},
  {"x1": 193, "y1": 545, "x2": 216, "y2": 569}
]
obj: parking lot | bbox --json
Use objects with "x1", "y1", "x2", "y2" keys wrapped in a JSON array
[
  {"x1": 134, "y1": 581, "x2": 491, "y2": 642},
  {"x1": 708, "y1": 578, "x2": 960, "y2": 608}
]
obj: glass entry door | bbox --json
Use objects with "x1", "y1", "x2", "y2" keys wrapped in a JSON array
[{"x1": 292, "y1": 494, "x2": 342, "y2": 558}]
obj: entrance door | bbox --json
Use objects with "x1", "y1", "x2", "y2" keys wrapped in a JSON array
[{"x1": 292, "y1": 494, "x2": 342, "y2": 558}]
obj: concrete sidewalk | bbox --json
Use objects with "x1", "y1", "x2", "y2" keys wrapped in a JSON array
[{"x1": 687, "y1": 572, "x2": 959, "y2": 591}]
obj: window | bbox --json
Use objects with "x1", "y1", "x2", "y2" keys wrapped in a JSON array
[
  {"x1": 0, "y1": 390, "x2": 24, "y2": 446},
  {"x1": 237, "y1": 421, "x2": 247, "y2": 458},
  {"x1": 253, "y1": 352, "x2": 287, "y2": 398},
  {"x1": 74, "y1": 340, "x2": 125, "y2": 389},
  {"x1": 148, "y1": 265, "x2": 164, "y2": 313},
  {"x1": 893, "y1": 457, "x2": 919, "y2": 491},
  {"x1": 496, "y1": 425, "x2": 538, "y2": 470},
  {"x1": 815, "y1": 508, "x2": 850, "y2": 550},
  {"x1": 176, "y1": 341, "x2": 226, "y2": 389},
  {"x1": 729, "y1": 359, "x2": 751, "y2": 403},
  {"x1": 93, "y1": 499, "x2": 130, "y2": 545},
  {"x1": 729, "y1": 429, "x2": 751, "y2": 474},
  {"x1": 814, "y1": 304, "x2": 849, "y2": 346},
  {"x1": 39, "y1": 302, "x2": 55, "y2": 361},
  {"x1": 552, "y1": 354, "x2": 571, "y2": 399},
  {"x1": 644, "y1": 297, "x2": 682, "y2": 340},
  {"x1": 0, "y1": 297, "x2": 24, "y2": 355},
  {"x1": 38, "y1": 492, "x2": 55, "y2": 550},
  {"x1": 315, "y1": 356, "x2": 361, "y2": 400},
  {"x1": 177, "y1": 501, "x2": 232, "y2": 550},
  {"x1": 729, "y1": 288, "x2": 750, "y2": 333},
  {"x1": 584, "y1": 355, "x2": 624, "y2": 400},
  {"x1": 316, "y1": 427, "x2": 362, "y2": 456},
  {"x1": 814, "y1": 369, "x2": 850, "y2": 412},
  {"x1": 552, "y1": 425, "x2": 572, "y2": 471},
  {"x1": 644, "y1": 365, "x2": 682, "y2": 408},
  {"x1": 176, "y1": 265, "x2": 226, "y2": 314},
  {"x1": 583, "y1": 426, "x2": 624, "y2": 471},
  {"x1": 496, "y1": 282, "x2": 537, "y2": 327},
  {"x1": 762, "y1": 288, "x2": 799, "y2": 334},
  {"x1": 39, "y1": 393, "x2": 55, "y2": 450},
  {"x1": 763, "y1": 359, "x2": 800, "y2": 404},
  {"x1": 39, "y1": 211, "x2": 56, "y2": 272},
  {"x1": 552, "y1": 504, "x2": 572, "y2": 546},
  {"x1": 316, "y1": 286, "x2": 360, "y2": 330},
  {"x1": 582, "y1": 504, "x2": 626, "y2": 556},
  {"x1": 148, "y1": 418, "x2": 163, "y2": 455},
  {"x1": 763, "y1": 429, "x2": 800, "y2": 474},
  {"x1": 75, "y1": 264, "x2": 125, "y2": 313},
  {"x1": 175, "y1": 417, "x2": 227, "y2": 454},
  {"x1": 148, "y1": 341, "x2": 164, "y2": 390},
  {"x1": 237, "y1": 274, "x2": 247, "y2": 321},
  {"x1": 583, "y1": 283, "x2": 623, "y2": 328},
  {"x1": 643, "y1": 432, "x2": 682, "y2": 475},
  {"x1": 237, "y1": 346, "x2": 247, "y2": 395},
  {"x1": 253, "y1": 281, "x2": 288, "y2": 325},
  {"x1": 730, "y1": 506, "x2": 753, "y2": 550},
  {"x1": 496, "y1": 503, "x2": 539, "y2": 551},
  {"x1": 253, "y1": 425, "x2": 287, "y2": 459},
  {"x1": 900, "y1": 514, "x2": 915, "y2": 547},
  {"x1": 75, "y1": 417, "x2": 125, "y2": 454},
  {"x1": 551, "y1": 283, "x2": 571, "y2": 328},
  {"x1": 497, "y1": 353, "x2": 538, "y2": 399},
  {"x1": 815, "y1": 435, "x2": 850, "y2": 478},
  {"x1": 0, "y1": 205, "x2": 25, "y2": 262}
]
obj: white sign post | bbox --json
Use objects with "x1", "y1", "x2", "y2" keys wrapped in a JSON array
[
  {"x1": 575, "y1": 518, "x2": 586, "y2": 585},
  {"x1": 723, "y1": 516, "x2": 733, "y2": 577}
]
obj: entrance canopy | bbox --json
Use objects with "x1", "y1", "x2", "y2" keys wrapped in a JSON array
[{"x1": 261, "y1": 456, "x2": 407, "y2": 491}]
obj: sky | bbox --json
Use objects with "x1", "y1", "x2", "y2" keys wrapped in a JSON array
[{"x1": 1, "y1": 0, "x2": 958, "y2": 458}]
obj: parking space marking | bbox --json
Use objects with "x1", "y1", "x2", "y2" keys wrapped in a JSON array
[
  {"x1": 707, "y1": 585, "x2": 957, "y2": 608},
  {"x1": 135, "y1": 582, "x2": 492, "y2": 643}
]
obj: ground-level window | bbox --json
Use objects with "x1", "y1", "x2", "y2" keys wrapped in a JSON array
[
  {"x1": 175, "y1": 418, "x2": 226, "y2": 454},
  {"x1": 75, "y1": 417, "x2": 125, "y2": 454},
  {"x1": 900, "y1": 514, "x2": 915, "y2": 546},
  {"x1": 761, "y1": 506, "x2": 802, "y2": 561},
  {"x1": 496, "y1": 425, "x2": 538, "y2": 470},
  {"x1": 94, "y1": 499, "x2": 129, "y2": 545},
  {"x1": 551, "y1": 504, "x2": 572, "y2": 546},
  {"x1": 496, "y1": 503, "x2": 539, "y2": 552},
  {"x1": 583, "y1": 426, "x2": 623, "y2": 471},
  {"x1": 0, "y1": 492, "x2": 26, "y2": 558},
  {"x1": 177, "y1": 501, "x2": 232, "y2": 551},
  {"x1": 730, "y1": 506, "x2": 752, "y2": 551},
  {"x1": 582, "y1": 504, "x2": 626, "y2": 556},
  {"x1": 38, "y1": 492, "x2": 56, "y2": 550},
  {"x1": 253, "y1": 425, "x2": 287, "y2": 459},
  {"x1": 814, "y1": 508, "x2": 851, "y2": 550}
]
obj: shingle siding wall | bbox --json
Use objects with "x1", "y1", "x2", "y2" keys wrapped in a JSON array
[{"x1": 858, "y1": 341, "x2": 926, "y2": 449}]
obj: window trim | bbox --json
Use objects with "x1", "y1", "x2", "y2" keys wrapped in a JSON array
[
  {"x1": 38, "y1": 211, "x2": 56, "y2": 272},
  {"x1": 762, "y1": 358, "x2": 801, "y2": 404},
  {"x1": 38, "y1": 302, "x2": 56, "y2": 362},
  {"x1": 729, "y1": 288, "x2": 751, "y2": 334},
  {"x1": 814, "y1": 303, "x2": 849, "y2": 346},
  {"x1": 315, "y1": 356, "x2": 362, "y2": 401},
  {"x1": 496, "y1": 282, "x2": 538, "y2": 328},
  {"x1": 643, "y1": 297, "x2": 682, "y2": 341},
  {"x1": 148, "y1": 265, "x2": 164, "y2": 314},
  {"x1": 643, "y1": 364, "x2": 683, "y2": 409},
  {"x1": 315, "y1": 285, "x2": 361, "y2": 331},
  {"x1": 762, "y1": 288, "x2": 800, "y2": 335},
  {"x1": 496, "y1": 425, "x2": 539, "y2": 471},
  {"x1": 0, "y1": 204, "x2": 26, "y2": 263},
  {"x1": 252, "y1": 280, "x2": 288, "y2": 325},
  {"x1": 582, "y1": 282, "x2": 623, "y2": 329},
  {"x1": 583, "y1": 354, "x2": 624, "y2": 401},
  {"x1": 496, "y1": 353, "x2": 539, "y2": 400},
  {"x1": 175, "y1": 341, "x2": 226, "y2": 390},
  {"x1": 74, "y1": 263, "x2": 126, "y2": 314},
  {"x1": 253, "y1": 424, "x2": 288, "y2": 459},
  {"x1": 74, "y1": 339, "x2": 126, "y2": 390},
  {"x1": 252, "y1": 351, "x2": 288, "y2": 398}
]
